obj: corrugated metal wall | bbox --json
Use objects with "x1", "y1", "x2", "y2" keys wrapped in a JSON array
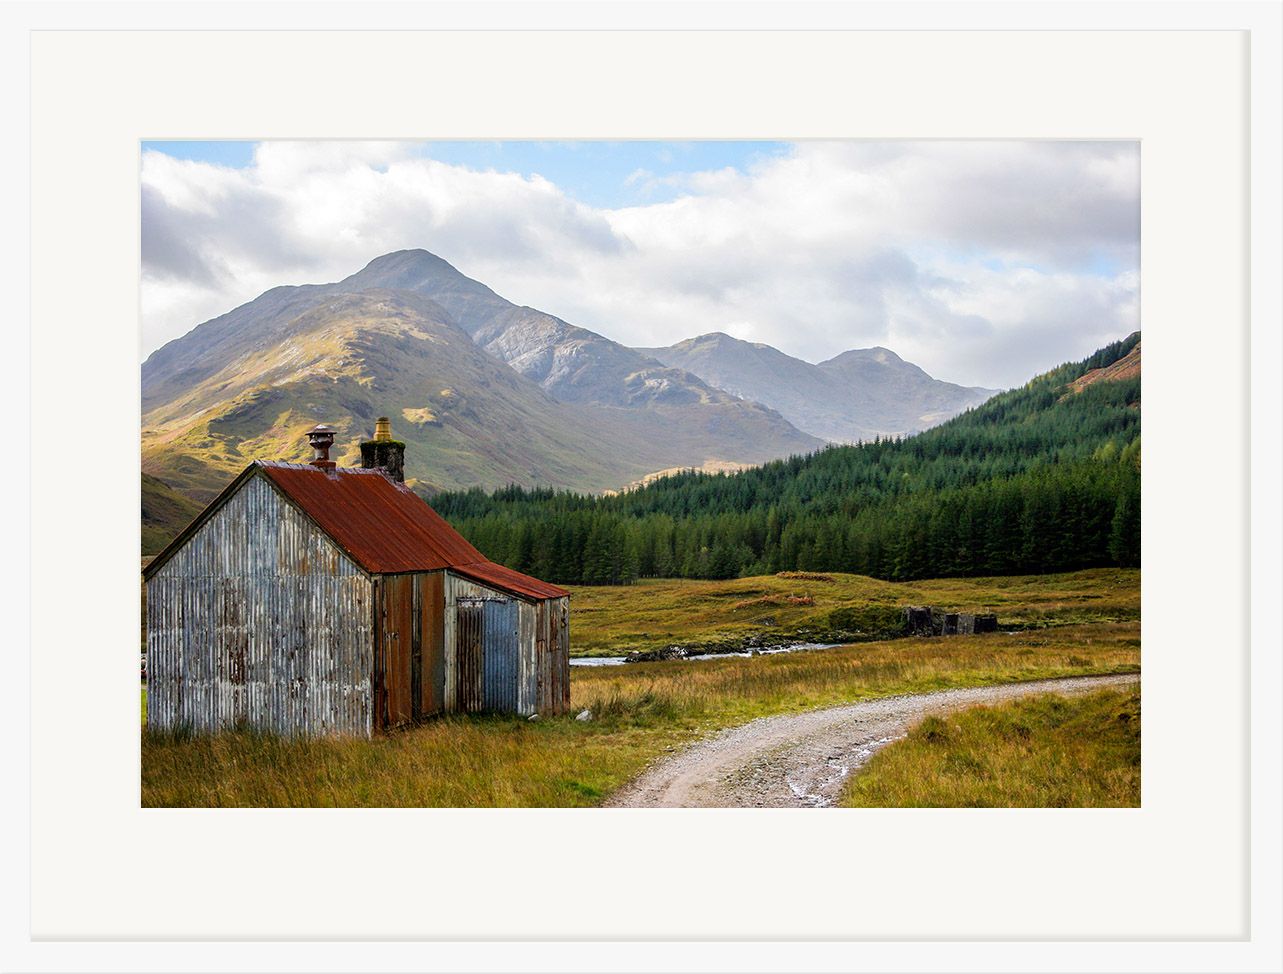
[
  {"x1": 443, "y1": 574, "x2": 569, "y2": 717},
  {"x1": 146, "y1": 473, "x2": 374, "y2": 736}
]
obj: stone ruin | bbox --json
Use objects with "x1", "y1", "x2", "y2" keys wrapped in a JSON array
[{"x1": 903, "y1": 606, "x2": 998, "y2": 637}]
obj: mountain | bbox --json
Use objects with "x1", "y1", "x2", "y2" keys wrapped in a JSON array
[
  {"x1": 336, "y1": 251, "x2": 813, "y2": 411},
  {"x1": 141, "y1": 254, "x2": 821, "y2": 503},
  {"x1": 1067, "y1": 340, "x2": 1140, "y2": 395},
  {"x1": 433, "y1": 332, "x2": 1141, "y2": 584},
  {"x1": 637, "y1": 332, "x2": 998, "y2": 442},
  {"x1": 141, "y1": 473, "x2": 204, "y2": 555}
]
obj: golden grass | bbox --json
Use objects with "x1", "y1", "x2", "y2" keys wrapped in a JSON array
[
  {"x1": 566, "y1": 568, "x2": 1140, "y2": 657},
  {"x1": 142, "y1": 622, "x2": 1138, "y2": 807},
  {"x1": 841, "y1": 686, "x2": 1141, "y2": 807}
]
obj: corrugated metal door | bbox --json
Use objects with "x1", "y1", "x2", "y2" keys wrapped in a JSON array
[
  {"x1": 456, "y1": 599, "x2": 485, "y2": 713},
  {"x1": 482, "y1": 600, "x2": 519, "y2": 712},
  {"x1": 417, "y1": 572, "x2": 445, "y2": 718},
  {"x1": 378, "y1": 575, "x2": 415, "y2": 728}
]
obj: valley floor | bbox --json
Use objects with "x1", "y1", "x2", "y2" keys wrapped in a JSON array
[{"x1": 142, "y1": 567, "x2": 1140, "y2": 807}]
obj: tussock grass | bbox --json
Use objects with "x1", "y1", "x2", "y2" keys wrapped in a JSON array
[
  {"x1": 841, "y1": 686, "x2": 1141, "y2": 807},
  {"x1": 567, "y1": 568, "x2": 1139, "y2": 656},
  {"x1": 570, "y1": 623, "x2": 1139, "y2": 724},
  {"x1": 142, "y1": 622, "x2": 1138, "y2": 807}
]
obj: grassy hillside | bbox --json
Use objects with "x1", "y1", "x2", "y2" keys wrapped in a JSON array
[
  {"x1": 435, "y1": 334, "x2": 1142, "y2": 583},
  {"x1": 141, "y1": 473, "x2": 203, "y2": 555},
  {"x1": 140, "y1": 291, "x2": 689, "y2": 502},
  {"x1": 842, "y1": 686, "x2": 1140, "y2": 807}
]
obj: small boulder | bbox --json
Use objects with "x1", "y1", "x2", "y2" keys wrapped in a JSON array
[
  {"x1": 575, "y1": 709, "x2": 593, "y2": 722},
  {"x1": 527, "y1": 713, "x2": 541, "y2": 722}
]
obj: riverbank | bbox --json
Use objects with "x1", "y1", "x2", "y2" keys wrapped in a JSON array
[{"x1": 565, "y1": 568, "x2": 1140, "y2": 658}]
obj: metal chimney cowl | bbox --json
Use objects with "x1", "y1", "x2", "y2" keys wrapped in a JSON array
[
  {"x1": 306, "y1": 424, "x2": 338, "y2": 471},
  {"x1": 359, "y1": 415, "x2": 406, "y2": 483}
]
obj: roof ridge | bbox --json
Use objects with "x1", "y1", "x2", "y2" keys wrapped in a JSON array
[{"x1": 151, "y1": 459, "x2": 568, "y2": 600}]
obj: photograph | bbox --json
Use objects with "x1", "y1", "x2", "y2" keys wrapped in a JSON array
[
  {"x1": 139, "y1": 139, "x2": 1142, "y2": 809},
  {"x1": 14, "y1": 5, "x2": 1279, "y2": 965}
]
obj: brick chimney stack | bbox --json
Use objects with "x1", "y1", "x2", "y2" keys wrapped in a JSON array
[{"x1": 360, "y1": 415, "x2": 406, "y2": 482}]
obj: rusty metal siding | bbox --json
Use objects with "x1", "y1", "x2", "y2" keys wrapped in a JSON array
[
  {"x1": 536, "y1": 596, "x2": 570, "y2": 716},
  {"x1": 442, "y1": 572, "x2": 568, "y2": 717},
  {"x1": 418, "y1": 572, "x2": 445, "y2": 717},
  {"x1": 518, "y1": 601, "x2": 537, "y2": 716},
  {"x1": 455, "y1": 598, "x2": 485, "y2": 713},
  {"x1": 375, "y1": 575, "x2": 416, "y2": 730},
  {"x1": 555, "y1": 596, "x2": 570, "y2": 713},
  {"x1": 146, "y1": 472, "x2": 374, "y2": 737}
]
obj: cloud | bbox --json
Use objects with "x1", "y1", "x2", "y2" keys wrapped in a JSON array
[{"x1": 140, "y1": 140, "x2": 1139, "y2": 388}]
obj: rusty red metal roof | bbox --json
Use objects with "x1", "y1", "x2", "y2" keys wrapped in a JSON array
[
  {"x1": 255, "y1": 462, "x2": 568, "y2": 599},
  {"x1": 452, "y1": 560, "x2": 570, "y2": 601}
]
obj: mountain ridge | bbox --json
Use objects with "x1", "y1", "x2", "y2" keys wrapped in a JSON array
[
  {"x1": 141, "y1": 252, "x2": 822, "y2": 504},
  {"x1": 637, "y1": 331, "x2": 998, "y2": 442}
]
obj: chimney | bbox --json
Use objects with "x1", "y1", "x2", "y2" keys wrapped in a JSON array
[
  {"x1": 306, "y1": 424, "x2": 338, "y2": 470},
  {"x1": 359, "y1": 415, "x2": 406, "y2": 482}
]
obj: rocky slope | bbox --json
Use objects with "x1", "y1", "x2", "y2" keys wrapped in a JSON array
[
  {"x1": 639, "y1": 332, "x2": 998, "y2": 442},
  {"x1": 141, "y1": 262, "x2": 821, "y2": 502}
]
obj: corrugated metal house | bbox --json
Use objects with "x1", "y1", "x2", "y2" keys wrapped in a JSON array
[{"x1": 143, "y1": 421, "x2": 570, "y2": 736}]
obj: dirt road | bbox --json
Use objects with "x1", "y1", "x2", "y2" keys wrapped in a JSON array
[{"x1": 604, "y1": 673, "x2": 1140, "y2": 808}]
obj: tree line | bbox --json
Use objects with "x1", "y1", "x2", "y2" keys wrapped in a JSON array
[{"x1": 432, "y1": 333, "x2": 1141, "y2": 584}]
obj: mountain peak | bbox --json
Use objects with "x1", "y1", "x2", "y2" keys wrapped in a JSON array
[
  {"x1": 346, "y1": 248, "x2": 459, "y2": 283},
  {"x1": 821, "y1": 345, "x2": 905, "y2": 367},
  {"x1": 687, "y1": 331, "x2": 741, "y2": 347}
]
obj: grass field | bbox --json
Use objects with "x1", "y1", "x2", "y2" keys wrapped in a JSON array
[
  {"x1": 841, "y1": 686, "x2": 1141, "y2": 807},
  {"x1": 142, "y1": 617, "x2": 1139, "y2": 806},
  {"x1": 565, "y1": 568, "x2": 1139, "y2": 656}
]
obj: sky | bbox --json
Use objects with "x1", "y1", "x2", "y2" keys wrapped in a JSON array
[{"x1": 140, "y1": 140, "x2": 1139, "y2": 389}]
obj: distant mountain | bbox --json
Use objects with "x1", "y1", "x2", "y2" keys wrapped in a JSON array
[
  {"x1": 141, "y1": 253, "x2": 821, "y2": 504},
  {"x1": 637, "y1": 332, "x2": 998, "y2": 442}
]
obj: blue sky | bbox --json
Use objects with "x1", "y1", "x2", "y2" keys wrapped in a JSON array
[{"x1": 142, "y1": 140, "x2": 791, "y2": 209}]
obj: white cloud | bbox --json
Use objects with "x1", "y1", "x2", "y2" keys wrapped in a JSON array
[{"x1": 140, "y1": 140, "x2": 1139, "y2": 388}]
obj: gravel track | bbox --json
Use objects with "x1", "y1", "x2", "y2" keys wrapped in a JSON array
[{"x1": 604, "y1": 673, "x2": 1140, "y2": 808}]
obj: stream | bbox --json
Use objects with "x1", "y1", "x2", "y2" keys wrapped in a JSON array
[{"x1": 569, "y1": 642, "x2": 844, "y2": 667}]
